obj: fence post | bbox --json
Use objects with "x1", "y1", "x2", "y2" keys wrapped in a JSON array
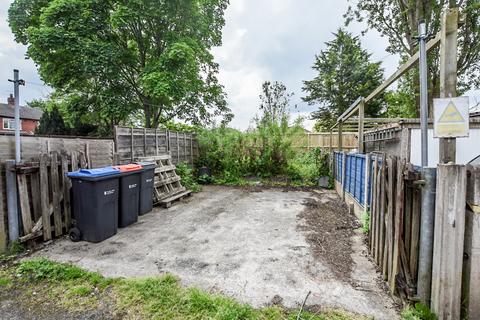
[
  {"x1": 417, "y1": 167, "x2": 437, "y2": 305},
  {"x1": 439, "y1": 8, "x2": 459, "y2": 164},
  {"x1": 130, "y1": 127, "x2": 134, "y2": 162},
  {"x1": 364, "y1": 153, "x2": 370, "y2": 209},
  {"x1": 358, "y1": 100, "x2": 364, "y2": 153},
  {"x1": 431, "y1": 164, "x2": 466, "y2": 319},
  {"x1": 338, "y1": 121, "x2": 343, "y2": 152},
  {"x1": 462, "y1": 165, "x2": 480, "y2": 318},
  {"x1": 0, "y1": 166, "x2": 7, "y2": 252},
  {"x1": 5, "y1": 160, "x2": 19, "y2": 242}
]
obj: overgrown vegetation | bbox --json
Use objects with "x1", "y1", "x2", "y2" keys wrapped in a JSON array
[
  {"x1": 195, "y1": 81, "x2": 332, "y2": 187},
  {"x1": 0, "y1": 241, "x2": 25, "y2": 263},
  {"x1": 1, "y1": 258, "x2": 364, "y2": 319},
  {"x1": 176, "y1": 162, "x2": 202, "y2": 192},
  {"x1": 401, "y1": 303, "x2": 437, "y2": 320},
  {"x1": 360, "y1": 211, "x2": 370, "y2": 234}
]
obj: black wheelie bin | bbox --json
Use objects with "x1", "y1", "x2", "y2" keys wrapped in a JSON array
[
  {"x1": 113, "y1": 164, "x2": 143, "y2": 227},
  {"x1": 67, "y1": 167, "x2": 121, "y2": 243},
  {"x1": 135, "y1": 161, "x2": 156, "y2": 215}
]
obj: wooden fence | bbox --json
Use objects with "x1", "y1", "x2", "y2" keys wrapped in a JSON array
[
  {"x1": 293, "y1": 132, "x2": 357, "y2": 151},
  {"x1": 0, "y1": 135, "x2": 114, "y2": 168},
  {"x1": 114, "y1": 126, "x2": 198, "y2": 165},
  {"x1": 0, "y1": 152, "x2": 88, "y2": 251},
  {"x1": 368, "y1": 155, "x2": 422, "y2": 300}
]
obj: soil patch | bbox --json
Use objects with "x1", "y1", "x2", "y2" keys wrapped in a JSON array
[{"x1": 297, "y1": 193, "x2": 361, "y2": 282}]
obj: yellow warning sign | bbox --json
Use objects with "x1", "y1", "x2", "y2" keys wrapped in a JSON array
[
  {"x1": 438, "y1": 102, "x2": 465, "y2": 123},
  {"x1": 434, "y1": 97, "x2": 469, "y2": 138}
]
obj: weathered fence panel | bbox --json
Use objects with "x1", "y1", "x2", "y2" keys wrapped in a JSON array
[
  {"x1": 334, "y1": 151, "x2": 422, "y2": 300},
  {"x1": 0, "y1": 135, "x2": 114, "y2": 168},
  {"x1": 114, "y1": 126, "x2": 198, "y2": 165},
  {"x1": 431, "y1": 164, "x2": 467, "y2": 320},
  {"x1": 3, "y1": 152, "x2": 87, "y2": 245},
  {"x1": 294, "y1": 132, "x2": 357, "y2": 151}
]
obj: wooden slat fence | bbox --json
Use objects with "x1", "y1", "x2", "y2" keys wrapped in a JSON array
[
  {"x1": 0, "y1": 135, "x2": 114, "y2": 168},
  {"x1": 114, "y1": 126, "x2": 198, "y2": 165},
  {"x1": 293, "y1": 132, "x2": 357, "y2": 151},
  {"x1": 0, "y1": 152, "x2": 87, "y2": 250},
  {"x1": 369, "y1": 155, "x2": 422, "y2": 299}
]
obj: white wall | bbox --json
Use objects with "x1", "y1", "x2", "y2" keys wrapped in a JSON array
[{"x1": 410, "y1": 128, "x2": 480, "y2": 167}]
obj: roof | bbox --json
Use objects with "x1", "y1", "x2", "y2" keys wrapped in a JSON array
[{"x1": 0, "y1": 103, "x2": 43, "y2": 120}]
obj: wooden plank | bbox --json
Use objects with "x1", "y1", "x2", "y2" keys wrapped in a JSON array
[
  {"x1": 50, "y1": 152, "x2": 63, "y2": 236},
  {"x1": 17, "y1": 174, "x2": 33, "y2": 235},
  {"x1": 71, "y1": 151, "x2": 78, "y2": 171},
  {"x1": 462, "y1": 165, "x2": 480, "y2": 319},
  {"x1": 61, "y1": 154, "x2": 72, "y2": 230},
  {"x1": 384, "y1": 156, "x2": 395, "y2": 280},
  {"x1": 377, "y1": 157, "x2": 386, "y2": 267},
  {"x1": 409, "y1": 187, "x2": 421, "y2": 281},
  {"x1": 439, "y1": 8, "x2": 459, "y2": 163},
  {"x1": 40, "y1": 154, "x2": 52, "y2": 241},
  {"x1": 390, "y1": 158, "x2": 404, "y2": 294},
  {"x1": 30, "y1": 172, "x2": 42, "y2": 221},
  {"x1": 357, "y1": 101, "x2": 364, "y2": 153},
  {"x1": 370, "y1": 156, "x2": 378, "y2": 254},
  {"x1": 431, "y1": 164, "x2": 466, "y2": 319},
  {"x1": 79, "y1": 152, "x2": 87, "y2": 169}
]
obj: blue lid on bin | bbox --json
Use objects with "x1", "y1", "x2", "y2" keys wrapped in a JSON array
[{"x1": 67, "y1": 166, "x2": 120, "y2": 178}]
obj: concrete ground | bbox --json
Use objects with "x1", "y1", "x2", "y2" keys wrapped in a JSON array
[{"x1": 33, "y1": 186, "x2": 398, "y2": 319}]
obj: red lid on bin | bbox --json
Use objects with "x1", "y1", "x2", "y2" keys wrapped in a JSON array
[{"x1": 113, "y1": 164, "x2": 143, "y2": 172}]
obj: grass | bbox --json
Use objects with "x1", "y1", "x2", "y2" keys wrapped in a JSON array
[
  {"x1": 2, "y1": 258, "x2": 366, "y2": 320},
  {"x1": 0, "y1": 241, "x2": 25, "y2": 263}
]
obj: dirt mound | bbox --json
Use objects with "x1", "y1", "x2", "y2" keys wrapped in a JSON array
[{"x1": 298, "y1": 192, "x2": 361, "y2": 282}]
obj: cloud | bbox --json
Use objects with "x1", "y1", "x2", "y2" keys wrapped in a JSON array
[{"x1": 0, "y1": 1, "x2": 52, "y2": 105}]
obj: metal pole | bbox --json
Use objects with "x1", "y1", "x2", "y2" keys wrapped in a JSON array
[
  {"x1": 418, "y1": 22, "x2": 429, "y2": 168},
  {"x1": 8, "y1": 69, "x2": 24, "y2": 163},
  {"x1": 5, "y1": 160, "x2": 19, "y2": 242},
  {"x1": 417, "y1": 167, "x2": 437, "y2": 305}
]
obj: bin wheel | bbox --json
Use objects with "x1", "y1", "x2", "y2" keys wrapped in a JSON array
[{"x1": 69, "y1": 228, "x2": 81, "y2": 242}]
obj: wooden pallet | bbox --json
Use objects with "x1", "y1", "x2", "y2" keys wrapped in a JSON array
[
  {"x1": 136, "y1": 154, "x2": 191, "y2": 207},
  {"x1": 159, "y1": 190, "x2": 192, "y2": 208}
]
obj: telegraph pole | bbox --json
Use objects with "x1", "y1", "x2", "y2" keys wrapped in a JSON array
[{"x1": 8, "y1": 69, "x2": 25, "y2": 163}]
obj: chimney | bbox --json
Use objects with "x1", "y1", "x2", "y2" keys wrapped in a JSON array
[{"x1": 7, "y1": 94, "x2": 14, "y2": 108}]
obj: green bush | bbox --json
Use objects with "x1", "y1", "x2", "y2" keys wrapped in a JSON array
[
  {"x1": 195, "y1": 119, "x2": 325, "y2": 185},
  {"x1": 175, "y1": 163, "x2": 201, "y2": 192}
]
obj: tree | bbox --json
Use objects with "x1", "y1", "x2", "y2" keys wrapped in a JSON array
[
  {"x1": 302, "y1": 29, "x2": 384, "y2": 131},
  {"x1": 258, "y1": 81, "x2": 294, "y2": 125},
  {"x1": 33, "y1": 100, "x2": 69, "y2": 135},
  {"x1": 345, "y1": 0, "x2": 480, "y2": 113},
  {"x1": 8, "y1": 0, "x2": 232, "y2": 131}
]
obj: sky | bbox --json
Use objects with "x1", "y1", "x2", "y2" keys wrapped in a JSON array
[{"x1": 0, "y1": 0, "x2": 478, "y2": 130}]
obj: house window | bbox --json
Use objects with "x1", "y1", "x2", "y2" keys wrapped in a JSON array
[{"x1": 3, "y1": 118, "x2": 22, "y2": 130}]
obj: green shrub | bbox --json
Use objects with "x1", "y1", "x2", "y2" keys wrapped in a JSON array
[
  {"x1": 401, "y1": 303, "x2": 437, "y2": 320},
  {"x1": 361, "y1": 211, "x2": 370, "y2": 234},
  {"x1": 195, "y1": 120, "x2": 320, "y2": 184},
  {"x1": 175, "y1": 162, "x2": 201, "y2": 192}
]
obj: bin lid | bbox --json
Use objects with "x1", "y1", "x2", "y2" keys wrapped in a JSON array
[
  {"x1": 113, "y1": 164, "x2": 143, "y2": 172},
  {"x1": 67, "y1": 166, "x2": 120, "y2": 178},
  {"x1": 135, "y1": 161, "x2": 156, "y2": 169}
]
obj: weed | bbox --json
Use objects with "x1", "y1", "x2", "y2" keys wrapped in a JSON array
[
  {"x1": 67, "y1": 285, "x2": 93, "y2": 297},
  {"x1": 0, "y1": 241, "x2": 25, "y2": 263},
  {"x1": 0, "y1": 276, "x2": 10, "y2": 287},
  {"x1": 175, "y1": 162, "x2": 202, "y2": 192},
  {"x1": 401, "y1": 303, "x2": 437, "y2": 320},
  {"x1": 361, "y1": 211, "x2": 371, "y2": 234}
]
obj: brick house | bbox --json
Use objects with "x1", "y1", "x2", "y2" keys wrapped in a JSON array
[{"x1": 0, "y1": 94, "x2": 43, "y2": 135}]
